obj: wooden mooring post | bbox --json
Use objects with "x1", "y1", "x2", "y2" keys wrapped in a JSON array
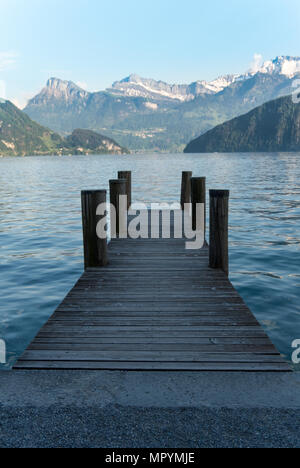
[
  {"x1": 181, "y1": 171, "x2": 192, "y2": 209},
  {"x1": 118, "y1": 171, "x2": 132, "y2": 210},
  {"x1": 191, "y1": 177, "x2": 206, "y2": 237},
  {"x1": 110, "y1": 179, "x2": 127, "y2": 238},
  {"x1": 209, "y1": 189, "x2": 229, "y2": 276},
  {"x1": 81, "y1": 190, "x2": 108, "y2": 269}
]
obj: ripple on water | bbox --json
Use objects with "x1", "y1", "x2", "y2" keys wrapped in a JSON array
[{"x1": 0, "y1": 152, "x2": 299, "y2": 370}]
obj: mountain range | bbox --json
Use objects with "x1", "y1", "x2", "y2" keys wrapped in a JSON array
[
  {"x1": 0, "y1": 100, "x2": 128, "y2": 156},
  {"x1": 24, "y1": 56, "x2": 300, "y2": 151},
  {"x1": 108, "y1": 56, "x2": 300, "y2": 101},
  {"x1": 184, "y1": 95, "x2": 300, "y2": 153}
]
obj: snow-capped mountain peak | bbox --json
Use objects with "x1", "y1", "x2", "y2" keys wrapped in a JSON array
[
  {"x1": 109, "y1": 56, "x2": 300, "y2": 102},
  {"x1": 254, "y1": 56, "x2": 300, "y2": 78}
]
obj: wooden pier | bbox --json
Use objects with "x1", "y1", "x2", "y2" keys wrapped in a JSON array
[{"x1": 14, "y1": 173, "x2": 290, "y2": 371}]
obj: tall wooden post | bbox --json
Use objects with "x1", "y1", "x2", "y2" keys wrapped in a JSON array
[
  {"x1": 181, "y1": 171, "x2": 192, "y2": 210},
  {"x1": 191, "y1": 177, "x2": 206, "y2": 236},
  {"x1": 209, "y1": 190, "x2": 229, "y2": 276},
  {"x1": 118, "y1": 171, "x2": 132, "y2": 209},
  {"x1": 110, "y1": 179, "x2": 127, "y2": 238},
  {"x1": 81, "y1": 190, "x2": 108, "y2": 269}
]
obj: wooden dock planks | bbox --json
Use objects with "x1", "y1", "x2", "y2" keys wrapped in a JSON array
[{"x1": 14, "y1": 224, "x2": 291, "y2": 371}]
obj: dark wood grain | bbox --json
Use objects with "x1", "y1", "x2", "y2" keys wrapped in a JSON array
[
  {"x1": 118, "y1": 171, "x2": 132, "y2": 209},
  {"x1": 81, "y1": 190, "x2": 108, "y2": 268},
  {"x1": 181, "y1": 171, "x2": 192, "y2": 209},
  {"x1": 109, "y1": 179, "x2": 127, "y2": 237},
  {"x1": 191, "y1": 177, "x2": 206, "y2": 234},
  {"x1": 209, "y1": 189, "x2": 229, "y2": 276}
]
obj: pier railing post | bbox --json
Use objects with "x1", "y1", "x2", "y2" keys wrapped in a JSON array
[
  {"x1": 81, "y1": 190, "x2": 108, "y2": 269},
  {"x1": 118, "y1": 171, "x2": 132, "y2": 210},
  {"x1": 191, "y1": 177, "x2": 206, "y2": 236},
  {"x1": 110, "y1": 179, "x2": 127, "y2": 238},
  {"x1": 209, "y1": 190, "x2": 229, "y2": 276},
  {"x1": 181, "y1": 171, "x2": 192, "y2": 210}
]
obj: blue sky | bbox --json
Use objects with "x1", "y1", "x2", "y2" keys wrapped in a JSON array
[{"x1": 0, "y1": 0, "x2": 300, "y2": 107}]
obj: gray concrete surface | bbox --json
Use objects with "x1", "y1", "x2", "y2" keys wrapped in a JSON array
[{"x1": 0, "y1": 370, "x2": 299, "y2": 448}]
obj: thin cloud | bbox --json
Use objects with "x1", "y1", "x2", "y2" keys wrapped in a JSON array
[
  {"x1": 11, "y1": 90, "x2": 40, "y2": 110},
  {"x1": 0, "y1": 80, "x2": 6, "y2": 100},
  {"x1": 249, "y1": 53, "x2": 263, "y2": 73},
  {"x1": 76, "y1": 81, "x2": 88, "y2": 90},
  {"x1": 0, "y1": 51, "x2": 18, "y2": 71}
]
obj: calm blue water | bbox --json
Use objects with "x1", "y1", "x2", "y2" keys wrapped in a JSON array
[{"x1": 0, "y1": 153, "x2": 299, "y2": 370}]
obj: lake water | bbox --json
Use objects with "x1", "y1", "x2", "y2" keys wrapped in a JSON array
[{"x1": 0, "y1": 152, "x2": 299, "y2": 370}]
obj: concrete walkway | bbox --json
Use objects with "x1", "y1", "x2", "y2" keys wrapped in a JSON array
[{"x1": 0, "y1": 370, "x2": 299, "y2": 448}]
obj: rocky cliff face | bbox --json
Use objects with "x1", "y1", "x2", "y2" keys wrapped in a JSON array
[
  {"x1": 109, "y1": 74, "x2": 240, "y2": 102},
  {"x1": 184, "y1": 95, "x2": 300, "y2": 153},
  {"x1": 109, "y1": 57, "x2": 300, "y2": 102},
  {"x1": 28, "y1": 78, "x2": 89, "y2": 106}
]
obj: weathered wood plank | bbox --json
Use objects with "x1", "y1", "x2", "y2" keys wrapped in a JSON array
[
  {"x1": 37, "y1": 328, "x2": 268, "y2": 338},
  {"x1": 44, "y1": 319, "x2": 259, "y2": 327},
  {"x1": 32, "y1": 337, "x2": 273, "y2": 345},
  {"x1": 19, "y1": 350, "x2": 284, "y2": 362},
  {"x1": 51, "y1": 311, "x2": 254, "y2": 319},
  {"x1": 62, "y1": 297, "x2": 244, "y2": 304},
  {"x1": 28, "y1": 343, "x2": 277, "y2": 353},
  {"x1": 36, "y1": 325, "x2": 273, "y2": 334},
  {"x1": 13, "y1": 361, "x2": 291, "y2": 371}
]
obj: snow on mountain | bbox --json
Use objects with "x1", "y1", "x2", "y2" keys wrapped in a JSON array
[
  {"x1": 27, "y1": 56, "x2": 300, "y2": 108},
  {"x1": 253, "y1": 56, "x2": 300, "y2": 77},
  {"x1": 108, "y1": 73, "x2": 242, "y2": 101},
  {"x1": 109, "y1": 56, "x2": 300, "y2": 102},
  {"x1": 108, "y1": 75, "x2": 199, "y2": 101}
]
